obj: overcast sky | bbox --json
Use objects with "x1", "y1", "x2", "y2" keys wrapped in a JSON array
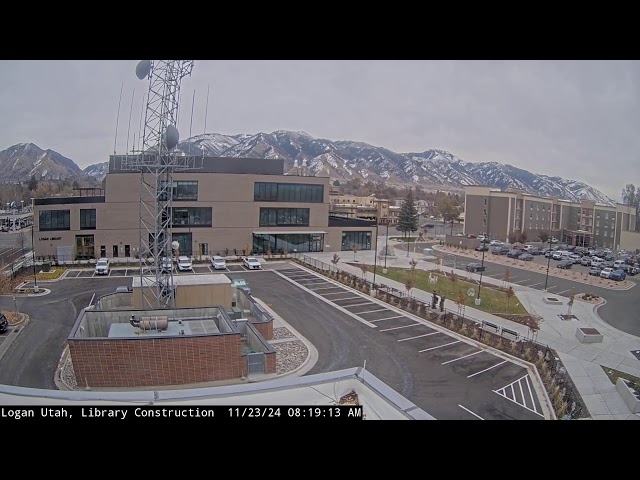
[{"x1": 0, "y1": 60, "x2": 637, "y2": 201}]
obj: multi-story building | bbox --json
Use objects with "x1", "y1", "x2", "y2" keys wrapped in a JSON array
[
  {"x1": 33, "y1": 156, "x2": 376, "y2": 260},
  {"x1": 464, "y1": 186, "x2": 638, "y2": 250},
  {"x1": 329, "y1": 193, "x2": 400, "y2": 224}
]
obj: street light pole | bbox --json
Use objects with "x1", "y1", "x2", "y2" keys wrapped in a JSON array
[
  {"x1": 544, "y1": 235, "x2": 552, "y2": 292},
  {"x1": 372, "y1": 223, "x2": 378, "y2": 286},
  {"x1": 31, "y1": 198, "x2": 38, "y2": 292},
  {"x1": 476, "y1": 239, "x2": 486, "y2": 305},
  {"x1": 383, "y1": 220, "x2": 389, "y2": 273}
]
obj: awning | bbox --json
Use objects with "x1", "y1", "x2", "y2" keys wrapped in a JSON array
[{"x1": 252, "y1": 231, "x2": 327, "y2": 235}]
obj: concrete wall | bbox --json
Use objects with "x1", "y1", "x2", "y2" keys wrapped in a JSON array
[
  {"x1": 69, "y1": 333, "x2": 243, "y2": 388},
  {"x1": 620, "y1": 230, "x2": 640, "y2": 253},
  {"x1": 95, "y1": 292, "x2": 133, "y2": 310},
  {"x1": 174, "y1": 283, "x2": 232, "y2": 310}
]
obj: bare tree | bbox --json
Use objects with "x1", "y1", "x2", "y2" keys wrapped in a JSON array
[
  {"x1": 505, "y1": 286, "x2": 515, "y2": 309},
  {"x1": 567, "y1": 292, "x2": 575, "y2": 316},
  {"x1": 352, "y1": 244, "x2": 359, "y2": 261},
  {"x1": 358, "y1": 263, "x2": 369, "y2": 280},
  {"x1": 449, "y1": 270, "x2": 457, "y2": 286},
  {"x1": 404, "y1": 278, "x2": 415, "y2": 298},
  {"x1": 331, "y1": 253, "x2": 340, "y2": 273},
  {"x1": 409, "y1": 258, "x2": 418, "y2": 280},
  {"x1": 15, "y1": 231, "x2": 27, "y2": 255},
  {"x1": 503, "y1": 268, "x2": 511, "y2": 289}
]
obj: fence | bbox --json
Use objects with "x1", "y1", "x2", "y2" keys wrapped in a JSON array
[{"x1": 293, "y1": 253, "x2": 586, "y2": 419}]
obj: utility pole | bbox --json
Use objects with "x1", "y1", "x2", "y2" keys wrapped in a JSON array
[
  {"x1": 383, "y1": 220, "x2": 389, "y2": 274},
  {"x1": 544, "y1": 234, "x2": 552, "y2": 291},
  {"x1": 31, "y1": 198, "x2": 38, "y2": 293}
]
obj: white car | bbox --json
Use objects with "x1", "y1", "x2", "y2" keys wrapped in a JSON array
[
  {"x1": 600, "y1": 267, "x2": 613, "y2": 279},
  {"x1": 489, "y1": 240, "x2": 503, "y2": 246},
  {"x1": 211, "y1": 256, "x2": 226, "y2": 270},
  {"x1": 243, "y1": 256, "x2": 262, "y2": 270},
  {"x1": 177, "y1": 256, "x2": 193, "y2": 271},
  {"x1": 95, "y1": 258, "x2": 110, "y2": 275},
  {"x1": 580, "y1": 257, "x2": 591, "y2": 267}
]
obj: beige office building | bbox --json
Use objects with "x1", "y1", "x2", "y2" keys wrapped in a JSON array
[
  {"x1": 34, "y1": 156, "x2": 376, "y2": 260},
  {"x1": 464, "y1": 186, "x2": 638, "y2": 250}
]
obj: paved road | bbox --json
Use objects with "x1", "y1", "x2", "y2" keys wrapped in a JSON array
[
  {"x1": 414, "y1": 243, "x2": 640, "y2": 337},
  {"x1": 0, "y1": 278, "x2": 123, "y2": 388},
  {"x1": 228, "y1": 268, "x2": 544, "y2": 420}
]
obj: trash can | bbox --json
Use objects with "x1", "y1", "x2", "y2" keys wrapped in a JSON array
[{"x1": 42, "y1": 262, "x2": 51, "y2": 272}]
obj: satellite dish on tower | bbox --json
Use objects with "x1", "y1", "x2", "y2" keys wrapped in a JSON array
[
  {"x1": 171, "y1": 241, "x2": 180, "y2": 251},
  {"x1": 165, "y1": 125, "x2": 179, "y2": 150},
  {"x1": 135, "y1": 60, "x2": 152, "y2": 80}
]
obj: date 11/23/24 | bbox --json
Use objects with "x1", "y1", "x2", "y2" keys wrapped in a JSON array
[{"x1": 227, "y1": 406, "x2": 363, "y2": 419}]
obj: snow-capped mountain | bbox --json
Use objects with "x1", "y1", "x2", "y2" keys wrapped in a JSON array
[
  {"x1": 0, "y1": 143, "x2": 84, "y2": 182},
  {"x1": 16, "y1": 130, "x2": 616, "y2": 206}
]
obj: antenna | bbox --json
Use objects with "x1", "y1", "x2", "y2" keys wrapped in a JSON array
[
  {"x1": 203, "y1": 83, "x2": 210, "y2": 135},
  {"x1": 113, "y1": 82, "x2": 123, "y2": 155},
  {"x1": 137, "y1": 92, "x2": 146, "y2": 153},
  {"x1": 125, "y1": 88, "x2": 135, "y2": 155},
  {"x1": 189, "y1": 89, "x2": 195, "y2": 154}
]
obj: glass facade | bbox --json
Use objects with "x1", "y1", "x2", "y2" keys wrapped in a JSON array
[
  {"x1": 172, "y1": 232, "x2": 192, "y2": 256},
  {"x1": 341, "y1": 231, "x2": 371, "y2": 251},
  {"x1": 80, "y1": 209, "x2": 96, "y2": 230},
  {"x1": 254, "y1": 182, "x2": 323, "y2": 203},
  {"x1": 39, "y1": 210, "x2": 70, "y2": 231},
  {"x1": 253, "y1": 233, "x2": 324, "y2": 254},
  {"x1": 75, "y1": 235, "x2": 95, "y2": 259},
  {"x1": 172, "y1": 207, "x2": 212, "y2": 227},
  {"x1": 259, "y1": 208, "x2": 310, "y2": 227}
]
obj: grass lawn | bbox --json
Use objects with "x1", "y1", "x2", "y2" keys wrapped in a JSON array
[
  {"x1": 389, "y1": 237, "x2": 420, "y2": 243},
  {"x1": 601, "y1": 366, "x2": 640, "y2": 390},
  {"x1": 35, "y1": 267, "x2": 68, "y2": 280},
  {"x1": 375, "y1": 266, "x2": 529, "y2": 315}
]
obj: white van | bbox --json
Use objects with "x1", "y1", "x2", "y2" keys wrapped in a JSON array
[{"x1": 613, "y1": 260, "x2": 625, "y2": 269}]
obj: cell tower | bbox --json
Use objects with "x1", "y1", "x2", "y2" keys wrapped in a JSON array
[{"x1": 121, "y1": 60, "x2": 199, "y2": 308}]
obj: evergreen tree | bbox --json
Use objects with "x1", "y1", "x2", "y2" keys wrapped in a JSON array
[
  {"x1": 397, "y1": 188, "x2": 419, "y2": 236},
  {"x1": 27, "y1": 175, "x2": 38, "y2": 192}
]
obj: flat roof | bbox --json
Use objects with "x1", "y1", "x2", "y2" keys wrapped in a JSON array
[
  {"x1": 0, "y1": 368, "x2": 434, "y2": 419},
  {"x1": 132, "y1": 274, "x2": 231, "y2": 288},
  {"x1": 253, "y1": 231, "x2": 327, "y2": 235}
]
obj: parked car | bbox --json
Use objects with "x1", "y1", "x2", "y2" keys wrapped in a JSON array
[
  {"x1": 492, "y1": 246, "x2": 510, "y2": 255},
  {"x1": 0, "y1": 313, "x2": 8, "y2": 334},
  {"x1": 518, "y1": 253, "x2": 534, "y2": 261},
  {"x1": 523, "y1": 244, "x2": 534, "y2": 251},
  {"x1": 550, "y1": 237, "x2": 558, "y2": 243},
  {"x1": 557, "y1": 260, "x2": 573, "y2": 269},
  {"x1": 116, "y1": 285, "x2": 133, "y2": 293},
  {"x1": 588, "y1": 266, "x2": 602, "y2": 276},
  {"x1": 489, "y1": 240, "x2": 503, "y2": 246},
  {"x1": 601, "y1": 261, "x2": 614, "y2": 269},
  {"x1": 609, "y1": 269, "x2": 627, "y2": 281},
  {"x1": 552, "y1": 252, "x2": 564, "y2": 260},
  {"x1": 528, "y1": 247, "x2": 542, "y2": 255},
  {"x1": 466, "y1": 263, "x2": 487, "y2": 273},
  {"x1": 600, "y1": 267, "x2": 614, "y2": 279},
  {"x1": 507, "y1": 250, "x2": 522, "y2": 259},
  {"x1": 544, "y1": 250, "x2": 554, "y2": 258},
  {"x1": 232, "y1": 278, "x2": 251, "y2": 295},
  {"x1": 211, "y1": 256, "x2": 226, "y2": 270},
  {"x1": 580, "y1": 257, "x2": 592, "y2": 267},
  {"x1": 569, "y1": 254, "x2": 582, "y2": 264},
  {"x1": 94, "y1": 258, "x2": 110, "y2": 275},
  {"x1": 177, "y1": 256, "x2": 193, "y2": 271},
  {"x1": 243, "y1": 256, "x2": 262, "y2": 270},
  {"x1": 613, "y1": 260, "x2": 626, "y2": 269},
  {"x1": 475, "y1": 245, "x2": 489, "y2": 252},
  {"x1": 421, "y1": 223, "x2": 435, "y2": 229},
  {"x1": 160, "y1": 257, "x2": 173, "y2": 273}
]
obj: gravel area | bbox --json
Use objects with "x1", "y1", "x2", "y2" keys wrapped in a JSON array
[
  {"x1": 273, "y1": 327, "x2": 295, "y2": 340},
  {"x1": 60, "y1": 354, "x2": 77, "y2": 390},
  {"x1": 274, "y1": 340, "x2": 308, "y2": 375}
]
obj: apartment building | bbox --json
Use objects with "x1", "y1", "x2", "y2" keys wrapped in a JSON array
[
  {"x1": 464, "y1": 186, "x2": 638, "y2": 250},
  {"x1": 33, "y1": 156, "x2": 376, "y2": 260}
]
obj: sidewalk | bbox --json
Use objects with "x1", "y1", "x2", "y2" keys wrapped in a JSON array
[{"x1": 305, "y1": 236, "x2": 640, "y2": 420}]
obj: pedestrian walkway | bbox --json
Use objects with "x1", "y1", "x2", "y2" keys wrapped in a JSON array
[{"x1": 304, "y1": 237, "x2": 640, "y2": 420}]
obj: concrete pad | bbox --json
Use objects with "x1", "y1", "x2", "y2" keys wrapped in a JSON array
[
  {"x1": 581, "y1": 394, "x2": 612, "y2": 416},
  {"x1": 570, "y1": 348, "x2": 600, "y2": 362},
  {"x1": 592, "y1": 376, "x2": 618, "y2": 394},
  {"x1": 613, "y1": 413, "x2": 640, "y2": 420},
  {"x1": 582, "y1": 361, "x2": 608, "y2": 377},
  {"x1": 600, "y1": 392, "x2": 634, "y2": 415},
  {"x1": 596, "y1": 350, "x2": 629, "y2": 364},
  {"x1": 591, "y1": 414, "x2": 615, "y2": 420},
  {"x1": 569, "y1": 377, "x2": 599, "y2": 395},
  {"x1": 562, "y1": 359, "x2": 589, "y2": 377}
]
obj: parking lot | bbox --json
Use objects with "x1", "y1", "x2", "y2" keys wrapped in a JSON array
[
  {"x1": 274, "y1": 266, "x2": 545, "y2": 420},
  {"x1": 64, "y1": 262, "x2": 275, "y2": 278}
]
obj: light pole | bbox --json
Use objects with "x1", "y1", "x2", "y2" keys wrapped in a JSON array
[
  {"x1": 31, "y1": 198, "x2": 38, "y2": 293},
  {"x1": 544, "y1": 234, "x2": 552, "y2": 292},
  {"x1": 383, "y1": 220, "x2": 389, "y2": 274},
  {"x1": 372, "y1": 223, "x2": 378, "y2": 285},
  {"x1": 476, "y1": 239, "x2": 487, "y2": 305}
]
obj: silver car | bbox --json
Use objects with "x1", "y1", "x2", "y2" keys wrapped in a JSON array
[{"x1": 211, "y1": 256, "x2": 226, "y2": 270}]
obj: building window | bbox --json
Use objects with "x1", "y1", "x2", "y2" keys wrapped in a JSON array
[
  {"x1": 259, "y1": 208, "x2": 310, "y2": 226},
  {"x1": 596, "y1": 220, "x2": 599, "y2": 227},
  {"x1": 80, "y1": 209, "x2": 96, "y2": 230},
  {"x1": 483, "y1": 208, "x2": 487, "y2": 216},
  {"x1": 254, "y1": 183, "x2": 324, "y2": 203},
  {"x1": 597, "y1": 212, "x2": 600, "y2": 218},
  {"x1": 39, "y1": 210, "x2": 70, "y2": 231},
  {"x1": 341, "y1": 231, "x2": 371, "y2": 251},
  {"x1": 172, "y1": 232, "x2": 193, "y2": 256},
  {"x1": 605, "y1": 213, "x2": 609, "y2": 220},
  {"x1": 172, "y1": 207, "x2": 212, "y2": 227},
  {"x1": 173, "y1": 181, "x2": 198, "y2": 200},
  {"x1": 596, "y1": 229, "x2": 599, "y2": 235},
  {"x1": 75, "y1": 235, "x2": 95, "y2": 259},
  {"x1": 529, "y1": 213, "x2": 533, "y2": 219},
  {"x1": 610, "y1": 231, "x2": 614, "y2": 238},
  {"x1": 484, "y1": 198, "x2": 487, "y2": 206},
  {"x1": 482, "y1": 218, "x2": 486, "y2": 226}
]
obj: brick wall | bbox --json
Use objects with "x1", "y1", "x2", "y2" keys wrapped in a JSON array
[
  {"x1": 69, "y1": 334, "x2": 243, "y2": 388},
  {"x1": 252, "y1": 320, "x2": 273, "y2": 340},
  {"x1": 265, "y1": 351, "x2": 276, "y2": 374}
]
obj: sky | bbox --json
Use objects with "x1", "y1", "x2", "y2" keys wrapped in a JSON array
[{"x1": 0, "y1": 60, "x2": 638, "y2": 201}]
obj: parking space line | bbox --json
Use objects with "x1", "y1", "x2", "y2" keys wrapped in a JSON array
[
  {"x1": 398, "y1": 332, "x2": 439, "y2": 342},
  {"x1": 526, "y1": 282, "x2": 544, "y2": 288},
  {"x1": 419, "y1": 340, "x2": 460, "y2": 353},
  {"x1": 441, "y1": 350, "x2": 482, "y2": 365},
  {"x1": 331, "y1": 296, "x2": 362, "y2": 301},
  {"x1": 467, "y1": 360, "x2": 508, "y2": 378},
  {"x1": 458, "y1": 405, "x2": 484, "y2": 420},
  {"x1": 494, "y1": 375, "x2": 544, "y2": 417},
  {"x1": 356, "y1": 308, "x2": 389, "y2": 314},
  {"x1": 525, "y1": 375, "x2": 537, "y2": 411},
  {"x1": 556, "y1": 288, "x2": 572, "y2": 295},
  {"x1": 343, "y1": 302, "x2": 376, "y2": 308},
  {"x1": 314, "y1": 287, "x2": 345, "y2": 292},
  {"x1": 380, "y1": 323, "x2": 421, "y2": 332},
  {"x1": 370, "y1": 315, "x2": 406, "y2": 323}
]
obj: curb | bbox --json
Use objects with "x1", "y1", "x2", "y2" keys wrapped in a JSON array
[
  {"x1": 0, "y1": 314, "x2": 29, "y2": 363},
  {"x1": 54, "y1": 345, "x2": 73, "y2": 391}
]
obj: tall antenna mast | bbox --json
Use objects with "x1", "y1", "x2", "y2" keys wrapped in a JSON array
[
  {"x1": 125, "y1": 88, "x2": 135, "y2": 155},
  {"x1": 189, "y1": 89, "x2": 195, "y2": 154},
  {"x1": 203, "y1": 84, "x2": 210, "y2": 135},
  {"x1": 136, "y1": 92, "x2": 146, "y2": 153},
  {"x1": 113, "y1": 82, "x2": 123, "y2": 155},
  {"x1": 120, "y1": 60, "x2": 199, "y2": 309}
]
